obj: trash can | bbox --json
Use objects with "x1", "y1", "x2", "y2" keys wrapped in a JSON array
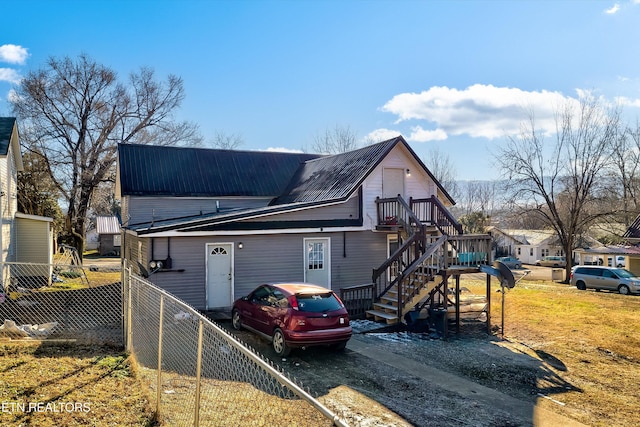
[
  {"x1": 404, "y1": 310, "x2": 429, "y2": 333},
  {"x1": 428, "y1": 308, "x2": 447, "y2": 334},
  {"x1": 551, "y1": 268, "x2": 563, "y2": 281}
]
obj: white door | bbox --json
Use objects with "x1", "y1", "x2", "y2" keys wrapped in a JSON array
[
  {"x1": 304, "y1": 238, "x2": 330, "y2": 288},
  {"x1": 382, "y1": 168, "x2": 405, "y2": 199},
  {"x1": 206, "y1": 243, "x2": 233, "y2": 309}
]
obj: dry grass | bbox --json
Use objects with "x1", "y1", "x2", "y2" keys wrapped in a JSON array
[
  {"x1": 0, "y1": 341, "x2": 156, "y2": 426},
  {"x1": 465, "y1": 278, "x2": 640, "y2": 427},
  {"x1": 135, "y1": 366, "x2": 333, "y2": 427}
]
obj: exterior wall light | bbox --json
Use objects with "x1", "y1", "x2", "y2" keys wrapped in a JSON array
[
  {"x1": 406, "y1": 169, "x2": 411, "y2": 176},
  {"x1": 238, "y1": 242, "x2": 243, "y2": 249}
]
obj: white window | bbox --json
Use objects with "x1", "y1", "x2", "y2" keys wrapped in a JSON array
[{"x1": 308, "y1": 242, "x2": 324, "y2": 270}]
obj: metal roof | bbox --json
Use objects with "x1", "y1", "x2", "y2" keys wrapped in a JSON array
[
  {"x1": 576, "y1": 246, "x2": 640, "y2": 255},
  {"x1": 96, "y1": 216, "x2": 121, "y2": 234},
  {"x1": 271, "y1": 138, "x2": 398, "y2": 205},
  {"x1": 118, "y1": 144, "x2": 322, "y2": 197},
  {"x1": 120, "y1": 136, "x2": 456, "y2": 234},
  {"x1": 0, "y1": 117, "x2": 16, "y2": 156}
]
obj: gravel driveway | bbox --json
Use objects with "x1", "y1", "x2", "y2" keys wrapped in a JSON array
[{"x1": 217, "y1": 318, "x2": 584, "y2": 427}]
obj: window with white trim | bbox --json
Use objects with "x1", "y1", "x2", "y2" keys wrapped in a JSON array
[{"x1": 308, "y1": 242, "x2": 324, "y2": 270}]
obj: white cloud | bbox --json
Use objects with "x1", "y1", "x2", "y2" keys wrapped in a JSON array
[
  {"x1": 364, "y1": 128, "x2": 401, "y2": 143},
  {"x1": 605, "y1": 3, "x2": 620, "y2": 14},
  {"x1": 7, "y1": 89, "x2": 20, "y2": 103},
  {"x1": 380, "y1": 84, "x2": 574, "y2": 141},
  {"x1": 408, "y1": 126, "x2": 448, "y2": 142},
  {"x1": 0, "y1": 44, "x2": 29, "y2": 65},
  {"x1": 263, "y1": 146, "x2": 304, "y2": 153},
  {"x1": 615, "y1": 96, "x2": 640, "y2": 107},
  {"x1": 0, "y1": 68, "x2": 22, "y2": 84}
]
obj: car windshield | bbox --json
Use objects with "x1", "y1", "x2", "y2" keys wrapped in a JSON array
[
  {"x1": 613, "y1": 268, "x2": 636, "y2": 278},
  {"x1": 296, "y1": 292, "x2": 343, "y2": 312}
]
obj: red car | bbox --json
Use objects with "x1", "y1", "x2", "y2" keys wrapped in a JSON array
[{"x1": 231, "y1": 283, "x2": 352, "y2": 356}]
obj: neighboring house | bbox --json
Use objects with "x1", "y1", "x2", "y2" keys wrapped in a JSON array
[
  {"x1": 0, "y1": 117, "x2": 23, "y2": 264},
  {"x1": 96, "y1": 216, "x2": 121, "y2": 256},
  {"x1": 0, "y1": 117, "x2": 53, "y2": 288},
  {"x1": 486, "y1": 226, "x2": 524, "y2": 258},
  {"x1": 489, "y1": 226, "x2": 603, "y2": 266},
  {"x1": 490, "y1": 229, "x2": 564, "y2": 265},
  {"x1": 573, "y1": 246, "x2": 640, "y2": 274},
  {"x1": 117, "y1": 137, "x2": 491, "y2": 324}
]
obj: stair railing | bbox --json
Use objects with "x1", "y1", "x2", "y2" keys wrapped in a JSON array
[
  {"x1": 396, "y1": 234, "x2": 447, "y2": 318},
  {"x1": 410, "y1": 196, "x2": 463, "y2": 235},
  {"x1": 373, "y1": 196, "x2": 426, "y2": 296}
]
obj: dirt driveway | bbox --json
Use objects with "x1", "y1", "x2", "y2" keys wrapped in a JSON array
[{"x1": 217, "y1": 318, "x2": 584, "y2": 427}]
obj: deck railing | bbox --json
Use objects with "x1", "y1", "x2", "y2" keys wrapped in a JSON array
[{"x1": 339, "y1": 284, "x2": 375, "y2": 319}]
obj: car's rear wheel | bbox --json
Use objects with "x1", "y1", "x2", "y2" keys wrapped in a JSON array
[
  {"x1": 331, "y1": 341, "x2": 347, "y2": 352},
  {"x1": 231, "y1": 309, "x2": 242, "y2": 330},
  {"x1": 272, "y1": 328, "x2": 291, "y2": 357},
  {"x1": 618, "y1": 285, "x2": 630, "y2": 295},
  {"x1": 576, "y1": 281, "x2": 586, "y2": 291}
]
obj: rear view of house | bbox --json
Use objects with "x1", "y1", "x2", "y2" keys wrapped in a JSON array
[{"x1": 117, "y1": 136, "x2": 491, "y2": 326}]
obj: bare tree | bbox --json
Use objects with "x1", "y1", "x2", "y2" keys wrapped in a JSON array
[
  {"x1": 496, "y1": 96, "x2": 619, "y2": 280},
  {"x1": 311, "y1": 124, "x2": 359, "y2": 154},
  {"x1": 606, "y1": 121, "x2": 640, "y2": 227},
  {"x1": 12, "y1": 54, "x2": 199, "y2": 258},
  {"x1": 209, "y1": 131, "x2": 244, "y2": 150},
  {"x1": 423, "y1": 147, "x2": 459, "y2": 200},
  {"x1": 17, "y1": 150, "x2": 63, "y2": 227}
]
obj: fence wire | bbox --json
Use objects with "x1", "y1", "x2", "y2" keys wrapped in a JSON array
[
  {"x1": 0, "y1": 261, "x2": 122, "y2": 344},
  {"x1": 124, "y1": 264, "x2": 347, "y2": 427}
]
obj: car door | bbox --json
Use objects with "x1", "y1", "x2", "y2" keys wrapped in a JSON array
[
  {"x1": 600, "y1": 269, "x2": 618, "y2": 291},
  {"x1": 241, "y1": 285, "x2": 270, "y2": 331}
]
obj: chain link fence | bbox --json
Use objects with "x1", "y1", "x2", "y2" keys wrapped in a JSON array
[
  {"x1": 123, "y1": 262, "x2": 348, "y2": 427},
  {"x1": 0, "y1": 261, "x2": 122, "y2": 344},
  {"x1": 0, "y1": 261, "x2": 348, "y2": 426}
]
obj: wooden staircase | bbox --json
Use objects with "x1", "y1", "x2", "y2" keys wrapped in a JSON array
[
  {"x1": 366, "y1": 195, "x2": 461, "y2": 325},
  {"x1": 367, "y1": 274, "x2": 443, "y2": 324}
]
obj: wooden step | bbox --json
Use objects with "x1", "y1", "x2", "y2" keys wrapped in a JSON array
[
  {"x1": 372, "y1": 302, "x2": 399, "y2": 312},
  {"x1": 365, "y1": 309, "x2": 399, "y2": 324}
]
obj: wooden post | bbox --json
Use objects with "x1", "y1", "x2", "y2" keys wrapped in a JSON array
[
  {"x1": 486, "y1": 273, "x2": 491, "y2": 334},
  {"x1": 455, "y1": 275, "x2": 460, "y2": 334}
]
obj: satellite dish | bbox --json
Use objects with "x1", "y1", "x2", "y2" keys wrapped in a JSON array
[
  {"x1": 493, "y1": 260, "x2": 516, "y2": 289},
  {"x1": 478, "y1": 261, "x2": 516, "y2": 289}
]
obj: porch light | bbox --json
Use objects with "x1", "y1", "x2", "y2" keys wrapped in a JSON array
[
  {"x1": 406, "y1": 169, "x2": 411, "y2": 176},
  {"x1": 238, "y1": 242, "x2": 243, "y2": 249}
]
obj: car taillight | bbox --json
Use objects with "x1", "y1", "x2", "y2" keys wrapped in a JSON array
[
  {"x1": 288, "y1": 314, "x2": 307, "y2": 330},
  {"x1": 288, "y1": 295, "x2": 299, "y2": 310}
]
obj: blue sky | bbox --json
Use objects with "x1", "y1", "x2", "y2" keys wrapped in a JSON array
[{"x1": 2, "y1": 0, "x2": 640, "y2": 180}]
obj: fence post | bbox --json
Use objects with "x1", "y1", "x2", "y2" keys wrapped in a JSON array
[
  {"x1": 156, "y1": 295, "x2": 164, "y2": 418},
  {"x1": 194, "y1": 319, "x2": 204, "y2": 427},
  {"x1": 127, "y1": 269, "x2": 132, "y2": 352}
]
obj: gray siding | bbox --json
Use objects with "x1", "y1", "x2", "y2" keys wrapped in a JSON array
[
  {"x1": 243, "y1": 195, "x2": 360, "y2": 222},
  {"x1": 132, "y1": 230, "x2": 391, "y2": 310},
  {"x1": 125, "y1": 196, "x2": 271, "y2": 225}
]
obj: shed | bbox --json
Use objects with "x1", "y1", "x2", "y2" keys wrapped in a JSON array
[{"x1": 97, "y1": 216, "x2": 121, "y2": 256}]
